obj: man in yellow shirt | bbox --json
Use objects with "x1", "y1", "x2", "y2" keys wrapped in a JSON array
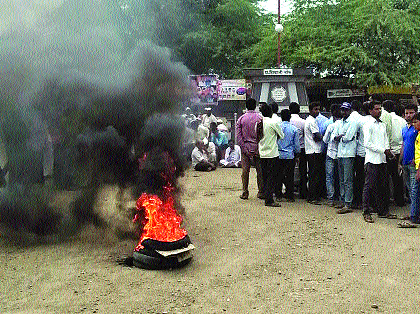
[{"x1": 258, "y1": 103, "x2": 284, "y2": 207}]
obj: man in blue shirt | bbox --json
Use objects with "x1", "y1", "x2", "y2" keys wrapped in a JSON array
[
  {"x1": 316, "y1": 109, "x2": 329, "y2": 136},
  {"x1": 275, "y1": 109, "x2": 300, "y2": 202},
  {"x1": 399, "y1": 102, "x2": 418, "y2": 206},
  {"x1": 209, "y1": 122, "x2": 228, "y2": 162}
]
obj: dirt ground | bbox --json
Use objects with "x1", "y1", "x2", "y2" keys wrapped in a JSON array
[{"x1": 1, "y1": 167, "x2": 420, "y2": 314}]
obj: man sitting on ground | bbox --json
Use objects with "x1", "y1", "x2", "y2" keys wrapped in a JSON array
[
  {"x1": 209, "y1": 121, "x2": 229, "y2": 162},
  {"x1": 204, "y1": 137, "x2": 217, "y2": 165},
  {"x1": 220, "y1": 140, "x2": 241, "y2": 168},
  {"x1": 191, "y1": 139, "x2": 216, "y2": 171}
]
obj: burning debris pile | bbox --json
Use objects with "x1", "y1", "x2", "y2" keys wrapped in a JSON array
[
  {"x1": 129, "y1": 118, "x2": 195, "y2": 269},
  {"x1": 133, "y1": 194, "x2": 194, "y2": 269},
  {"x1": 0, "y1": 0, "x2": 195, "y2": 268}
]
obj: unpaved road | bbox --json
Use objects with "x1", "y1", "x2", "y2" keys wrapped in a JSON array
[{"x1": 1, "y1": 167, "x2": 420, "y2": 313}]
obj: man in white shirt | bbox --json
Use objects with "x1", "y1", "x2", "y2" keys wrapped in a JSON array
[
  {"x1": 270, "y1": 102, "x2": 282, "y2": 123},
  {"x1": 182, "y1": 107, "x2": 196, "y2": 127},
  {"x1": 258, "y1": 103, "x2": 284, "y2": 207},
  {"x1": 190, "y1": 119, "x2": 209, "y2": 142},
  {"x1": 217, "y1": 119, "x2": 229, "y2": 133},
  {"x1": 191, "y1": 139, "x2": 216, "y2": 171},
  {"x1": 362, "y1": 101, "x2": 397, "y2": 223},
  {"x1": 386, "y1": 101, "x2": 406, "y2": 206},
  {"x1": 183, "y1": 123, "x2": 195, "y2": 161},
  {"x1": 333, "y1": 102, "x2": 358, "y2": 213},
  {"x1": 201, "y1": 107, "x2": 218, "y2": 129},
  {"x1": 304, "y1": 102, "x2": 323, "y2": 205},
  {"x1": 289, "y1": 102, "x2": 307, "y2": 199},
  {"x1": 220, "y1": 140, "x2": 241, "y2": 167},
  {"x1": 204, "y1": 138, "x2": 217, "y2": 164}
]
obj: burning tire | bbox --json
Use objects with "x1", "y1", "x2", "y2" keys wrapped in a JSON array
[
  {"x1": 131, "y1": 150, "x2": 194, "y2": 270},
  {"x1": 141, "y1": 235, "x2": 191, "y2": 251},
  {"x1": 133, "y1": 235, "x2": 194, "y2": 270}
]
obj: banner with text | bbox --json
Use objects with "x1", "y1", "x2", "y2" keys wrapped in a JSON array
[
  {"x1": 218, "y1": 79, "x2": 247, "y2": 101},
  {"x1": 327, "y1": 89, "x2": 365, "y2": 99}
]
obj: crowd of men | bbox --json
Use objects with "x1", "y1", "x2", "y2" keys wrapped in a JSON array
[
  {"x1": 183, "y1": 107, "x2": 242, "y2": 171},
  {"x1": 235, "y1": 96, "x2": 420, "y2": 226}
]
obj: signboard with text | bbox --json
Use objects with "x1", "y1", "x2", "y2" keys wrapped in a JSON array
[
  {"x1": 263, "y1": 68, "x2": 294, "y2": 76},
  {"x1": 218, "y1": 79, "x2": 247, "y2": 101},
  {"x1": 327, "y1": 89, "x2": 365, "y2": 99}
]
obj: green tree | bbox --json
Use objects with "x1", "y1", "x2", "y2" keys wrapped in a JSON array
[
  {"x1": 245, "y1": 0, "x2": 420, "y2": 86},
  {"x1": 116, "y1": 0, "x2": 267, "y2": 78},
  {"x1": 178, "y1": 0, "x2": 268, "y2": 77}
]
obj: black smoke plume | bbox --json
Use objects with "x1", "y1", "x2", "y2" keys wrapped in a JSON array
[{"x1": 0, "y1": 0, "x2": 193, "y2": 239}]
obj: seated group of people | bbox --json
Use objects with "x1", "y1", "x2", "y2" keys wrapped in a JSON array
[
  {"x1": 184, "y1": 106, "x2": 242, "y2": 171},
  {"x1": 191, "y1": 139, "x2": 241, "y2": 171}
]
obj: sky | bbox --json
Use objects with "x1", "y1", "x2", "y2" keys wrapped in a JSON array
[
  {"x1": 259, "y1": 0, "x2": 293, "y2": 15},
  {"x1": 0, "y1": 0, "x2": 63, "y2": 33}
]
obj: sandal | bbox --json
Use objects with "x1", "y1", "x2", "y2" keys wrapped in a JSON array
[
  {"x1": 265, "y1": 202, "x2": 281, "y2": 207},
  {"x1": 378, "y1": 213, "x2": 398, "y2": 219},
  {"x1": 240, "y1": 192, "x2": 249, "y2": 200},
  {"x1": 307, "y1": 200, "x2": 322, "y2": 205},
  {"x1": 363, "y1": 213, "x2": 374, "y2": 223},
  {"x1": 398, "y1": 221, "x2": 418, "y2": 228}
]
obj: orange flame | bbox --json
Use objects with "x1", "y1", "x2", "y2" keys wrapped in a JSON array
[{"x1": 134, "y1": 193, "x2": 187, "y2": 251}]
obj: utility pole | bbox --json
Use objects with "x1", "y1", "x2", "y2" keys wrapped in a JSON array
[
  {"x1": 278, "y1": 0, "x2": 281, "y2": 67},
  {"x1": 275, "y1": 0, "x2": 284, "y2": 68}
]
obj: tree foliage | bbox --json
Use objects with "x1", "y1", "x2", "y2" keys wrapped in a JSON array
[
  {"x1": 244, "y1": 0, "x2": 420, "y2": 86},
  {"x1": 116, "y1": 0, "x2": 267, "y2": 78},
  {"x1": 179, "y1": 0, "x2": 267, "y2": 77}
]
